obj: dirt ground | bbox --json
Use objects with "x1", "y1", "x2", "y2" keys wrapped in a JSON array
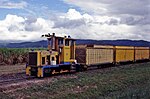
[{"x1": 0, "y1": 64, "x2": 25, "y2": 75}]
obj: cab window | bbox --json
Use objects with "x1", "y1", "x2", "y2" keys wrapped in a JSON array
[
  {"x1": 65, "y1": 40, "x2": 69, "y2": 46},
  {"x1": 71, "y1": 40, "x2": 74, "y2": 46},
  {"x1": 52, "y1": 57, "x2": 55, "y2": 61},
  {"x1": 58, "y1": 39, "x2": 63, "y2": 45},
  {"x1": 42, "y1": 57, "x2": 45, "y2": 64}
]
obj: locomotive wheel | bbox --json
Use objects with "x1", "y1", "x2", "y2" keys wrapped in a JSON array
[
  {"x1": 75, "y1": 64, "x2": 82, "y2": 72},
  {"x1": 75, "y1": 64, "x2": 87, "y2": 72},
  {"x1": 81, "y1": 65, "x2": 87, "y2": 71},
  {"x1": 44, "y1": 68, "x2": 52, "y2": 77}
]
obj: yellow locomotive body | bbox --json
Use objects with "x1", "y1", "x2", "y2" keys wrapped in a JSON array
[{"x1": 26, "y1": 33, "x2": 77, "y2": 77}]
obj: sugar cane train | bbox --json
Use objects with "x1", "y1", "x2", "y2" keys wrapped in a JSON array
[{"x1": 26, "y1": 33, "x2": 150, "y2": 77}]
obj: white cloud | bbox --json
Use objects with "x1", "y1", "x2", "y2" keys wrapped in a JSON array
[
  {"x1": 0, "y1": 14, "x2": 54, "y2": 42},
  {"x1": 63, "y1": 0, "x2": 150, "y2": 26},
  {"x1": 65, "y1": 9, "x2": 82, "y2": 20},
  {"x1": 61, "y1": 0, "x2": 150, "y2": 41},
  {"x1": 63, "y1": 0, "x2": 149, "y2": 16},
  {"x1": 0, "y1": 8, "x2": 150, "y2": 42},
  {"x1": 52, "y1": 9, "x2": 149, "y2": 41},
  {"x1": 0, "y1": 0, "x2": 27, "y2": 9},
  {"x1": 63, "y1": 0, "x2": 109, "y2": 15}
]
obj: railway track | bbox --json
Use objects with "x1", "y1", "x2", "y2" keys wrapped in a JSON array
[
  {"x1": 0, "y1": 72, "x2": 35, "y2": 86},
  {"x1": 0, "y1": 77, "x2": 35, "y2": 86},
  {"x1": 0, "y1": 62, "x2": 145, "y2": 86},
  {"x1": 0, "y1": 73, "x2": 36, "y2": 93}
]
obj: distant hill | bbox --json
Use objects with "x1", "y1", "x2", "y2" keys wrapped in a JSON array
[
  {"x1": 76, "y1": 39, "x2": 150, "y2": 47},
  {"x1": 0, "y1": 40, "x2": 47, "y2": 48},
  {"x1": 0, "y1": 39, "x2": 150, "y2": 48}
]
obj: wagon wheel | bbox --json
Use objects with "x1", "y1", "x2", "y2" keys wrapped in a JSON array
[{"x1": 82, "y1": 65, "x2": 88, "y2": 71}]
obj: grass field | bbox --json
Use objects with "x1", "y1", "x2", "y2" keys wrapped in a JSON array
[{"x1": 1, "y1": 62, "x2": 150, "y2": 99}]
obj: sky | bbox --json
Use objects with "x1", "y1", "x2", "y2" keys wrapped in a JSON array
[{"x1": 0, "y1": 0, "x2": 150, "y2": 42}]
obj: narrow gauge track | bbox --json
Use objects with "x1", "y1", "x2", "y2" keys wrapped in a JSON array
[
  {"x1": 0, "y1": 61, "x2": 149, "y2": 86},
  {"x1": 0, "y1": 77, "x2": 35, "y2": 86},
  {"x1": 0, "y1": 72, "x2": 35, "y2": 86}
]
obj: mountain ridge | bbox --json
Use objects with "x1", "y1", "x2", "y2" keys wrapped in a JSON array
[{"x1": 0, "y1": 39, "x2": 150, "y2": 48}]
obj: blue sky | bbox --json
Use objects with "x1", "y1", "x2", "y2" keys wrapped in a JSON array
[
  {"x1": 0, "y1": 0, "x2": 78, "y2": 19},
  {"x1": 0, "y1": 0, "x2": 149, "y2": 42}
]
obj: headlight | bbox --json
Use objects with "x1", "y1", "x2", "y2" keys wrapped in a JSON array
[{"x1": 74, "y1": 60, "x2": 77, "y2": 64}]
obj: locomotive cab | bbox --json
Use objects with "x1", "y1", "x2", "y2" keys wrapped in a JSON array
[{"x1": 26, "y1": 33, "x2": 78, "y2": 77}]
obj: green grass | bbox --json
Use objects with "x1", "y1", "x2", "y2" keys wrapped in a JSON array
[
  {"x1": 0, "y1": 48, "x2": 47, "y2": 57},
  {"x1": 0, "y1": 48, "x2": 28, "y2": 57},
  {"x1": 2, "y1": 62, "x2": 150, "y2": 99}
]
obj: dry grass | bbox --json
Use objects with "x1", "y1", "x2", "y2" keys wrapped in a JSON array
[{"x1": 0, "y1": 64, "x2": 25, "y2": 75}]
